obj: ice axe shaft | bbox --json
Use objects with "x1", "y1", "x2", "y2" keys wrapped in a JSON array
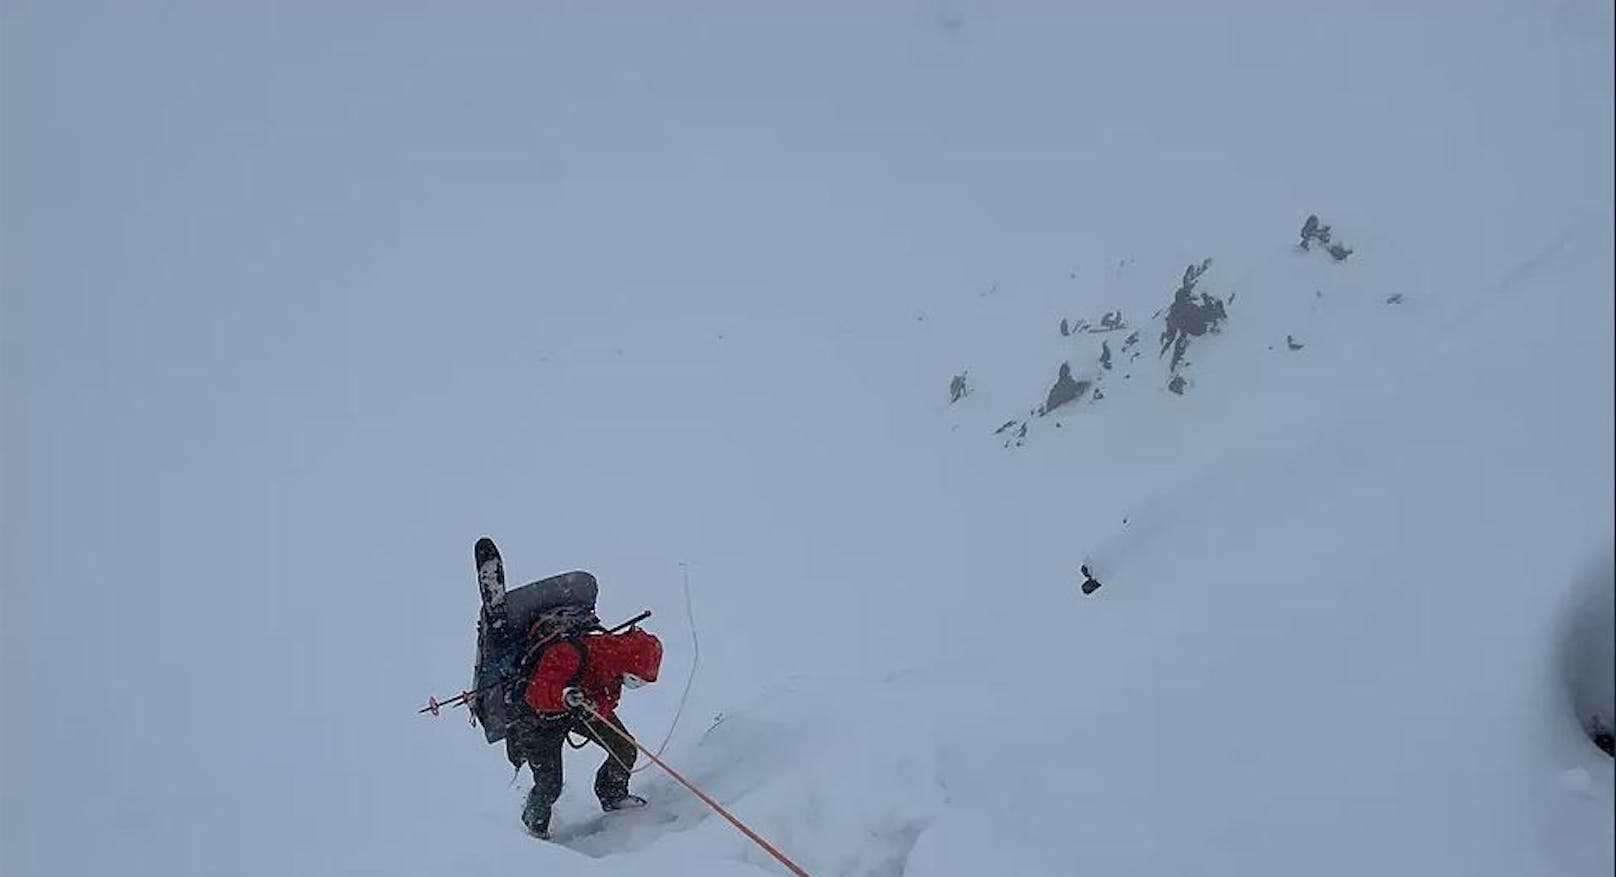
[
  {"x1": 519, "y1": 609, "x2": 652, "y2": 666},
  {"x1": 418, "y1": 610, "x2": 651, "y2": 716},
  {"x1": 603, "y1": 609, "x2": 653, "y2": 634}
]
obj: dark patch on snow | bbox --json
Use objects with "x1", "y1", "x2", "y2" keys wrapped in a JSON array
[
  {"x1": 1159, "y1": 259, "x2": 1228, "y2": 374},
  {"x1": 949, "y1": 373, "x2": 970, "y2": 403},
  {"x1": 1299, "y1": 213, "x2": 1354, "y2": 262},
  {"x1": 1040, "y1": 362, "x2": 1090, "y2": 415},
  {"x1": 1560, "y1": 550, "x2": 1614, "y2": 757}
]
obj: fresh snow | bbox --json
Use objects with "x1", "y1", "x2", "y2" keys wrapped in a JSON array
[{"x1": 3, "y1": 2, "x2": 1611, "y2": 876}]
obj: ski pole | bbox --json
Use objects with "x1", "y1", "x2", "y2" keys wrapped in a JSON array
[{"x1": 418, "y1": 610, "x2": 652, "y2": 716}]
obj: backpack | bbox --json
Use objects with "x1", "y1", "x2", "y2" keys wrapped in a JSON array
[
  {"x1": 504, "y1": 604, "x2": 602, "y2": 711},
  {"x1": 471, "y1": 571, "x2": 599, "y2": 745}
]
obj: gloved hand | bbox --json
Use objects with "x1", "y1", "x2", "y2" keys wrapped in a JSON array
[{"x1": 562, "y1": 687, "x2": 591, "y2": 712}]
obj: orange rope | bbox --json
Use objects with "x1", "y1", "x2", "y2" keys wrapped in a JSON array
[{"x1": 579, "y1": 703, "x2": 815, "y2": 877}]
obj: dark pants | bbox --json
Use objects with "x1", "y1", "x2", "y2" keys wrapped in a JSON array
[{"x1": 509, "y1": 711, "x2": 637, "y2": 832}]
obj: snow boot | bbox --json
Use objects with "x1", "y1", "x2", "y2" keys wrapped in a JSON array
[
  {"x1": 522, "y1": 791, "x2": 553, "y2": 839},
  {"x1": 601, "y1": 793, "x2": 647, "y2": 812}
]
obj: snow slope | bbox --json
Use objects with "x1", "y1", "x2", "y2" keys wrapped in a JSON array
[{"x1": 3, "y1": 2, "x2": 1610, "y2": 876}]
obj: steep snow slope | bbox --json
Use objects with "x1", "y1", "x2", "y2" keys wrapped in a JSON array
[
  {"x1": 409, "y1": 203, "x2": 1615, "y2": 877},
  {"x1": 3, "y1": 2, "x2": 1610, "y2": 876}
]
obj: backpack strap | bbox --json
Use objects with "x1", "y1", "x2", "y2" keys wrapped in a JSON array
[
  {"x1": 561, "y1": 635, "x2": 588, "y2": 692},
  {"x1": 513, "y1": 634, "x2": 590, "y2": 707}
]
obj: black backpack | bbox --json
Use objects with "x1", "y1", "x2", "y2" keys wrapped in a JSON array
[{"x1": 471, "y1": 571, "x2": 598, "y2": 744}]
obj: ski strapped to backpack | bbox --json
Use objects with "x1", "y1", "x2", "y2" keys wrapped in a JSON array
[{"x1": 464, "y1": 540, "x2": 605, "y2": 743}]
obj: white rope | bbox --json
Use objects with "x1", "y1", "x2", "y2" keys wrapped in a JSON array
[{"x1": 632, "y1": 561, "x2": 700, "y2": 773}]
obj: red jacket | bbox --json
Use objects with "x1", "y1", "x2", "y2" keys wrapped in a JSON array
[{"x1": 524, "y1": 628, "x2": 662, "y2": 718}]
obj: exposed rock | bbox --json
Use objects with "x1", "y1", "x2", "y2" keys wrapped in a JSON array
[
  {"x1": 1301, "y1": 213, "x2": 1354, "y2": 261},
  {"x1": 1042, "y1": 362, "x2": 1090, "y2": 415},
  {"x1": 1080, "y1": 565, "x2": 1103, "y2": 595},
  {"x1": 1001, "y1": 418, "x2": 1029, "y2": 449},
  {"x1": 949, "y1": 372, "x2": 970, "y2": 403},
  {"x1": 1158, "y1": 259, "x2": 1228, "y2": 374},
  {"x1": 1300, "y1": 214, "x2": 1332, "y2": 250}
]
